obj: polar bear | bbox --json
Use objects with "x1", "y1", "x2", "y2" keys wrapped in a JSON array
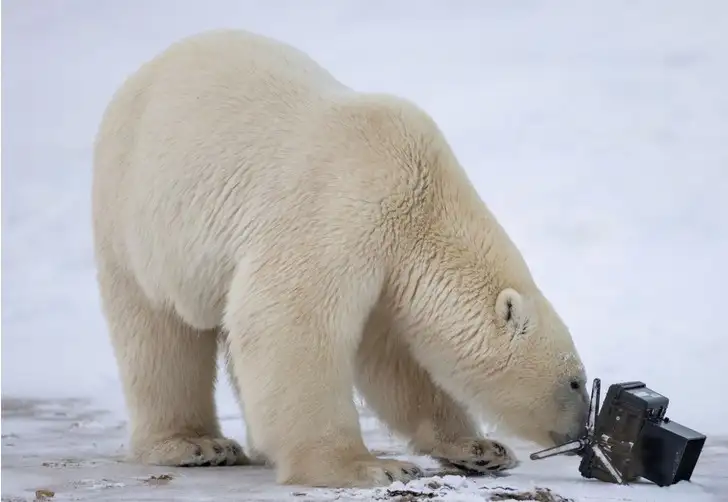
[{"x1": 91, "y1": 29, "x2": 590, "y2": 488}]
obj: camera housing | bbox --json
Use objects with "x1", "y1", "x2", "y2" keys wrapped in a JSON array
[{"x1": 530, "y1": 379, "x2": 706, "y2": 487}]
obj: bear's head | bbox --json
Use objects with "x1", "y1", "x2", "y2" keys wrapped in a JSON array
[{"x1": 479, "y1": 287, "x2": 590, "y2": 449}]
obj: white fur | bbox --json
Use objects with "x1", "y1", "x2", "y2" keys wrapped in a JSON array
[{"x1": 92, "y1": 29, "x2": 589, "y2": 488}]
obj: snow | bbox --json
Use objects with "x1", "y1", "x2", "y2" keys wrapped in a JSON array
[{"x1": 2, "y1": 0, "x2": 727, "y2": 500}]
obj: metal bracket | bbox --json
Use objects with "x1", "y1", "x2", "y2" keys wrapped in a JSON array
[{"x1": 529, "y1": 378, "x2": 624, "y2": 484}]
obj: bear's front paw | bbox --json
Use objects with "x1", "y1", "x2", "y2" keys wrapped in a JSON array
[
  {"x1": 136, "y1": 436, "x2": 249, "y2": 467},
  {"x1": 430, "y1": 438, "x2": 519, "y2": 475}
]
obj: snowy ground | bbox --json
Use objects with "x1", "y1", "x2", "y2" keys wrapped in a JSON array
[{"x1": 2, "y1": 1, "x2": 727, "y2": 500}]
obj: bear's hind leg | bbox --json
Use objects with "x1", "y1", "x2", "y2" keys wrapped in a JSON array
[
  {"x1": 355, "y1": 307, "x2": 519, "y2": 475},
  {"x1": 97, "y1": 263, "x2": 248, "y2": 467},
  {"x1": 224, "y1": 258, "x2": 423, "y2": 487}
]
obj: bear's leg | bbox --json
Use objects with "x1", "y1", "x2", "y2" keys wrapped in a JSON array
[
  {"x1": 224, "y1": 261, "x2": 423, "y2": 488},
  {"x1": 220, "y1": 339, "x2": 269, "y2": 465},
  {"x1": 354, "y1": 308, "x2": 519, "y2": 475},
  {"x1": 97, "y1": 263, "x2": 249, "y2": 467}
]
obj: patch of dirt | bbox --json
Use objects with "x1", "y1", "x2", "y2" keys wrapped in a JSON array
[
  {"x1": 379, "y1": 479, "x2": 466, "y2": 500},
  {"x1": 34, "y1": 489, "x2": 55, "y2": 501},
  {"x1": 384, "y1": 491, "x2": 435, "y2": 501},
  {"x1": 141, "y1": 473, "x2": 174, "y2": 486},
  {"x1": 489, "y1": 486, "x2": 574, "y2": 502}
]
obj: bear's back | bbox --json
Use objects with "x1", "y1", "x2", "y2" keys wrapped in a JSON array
[
  {"x1": 145, "y1": 29, "x2": 348, "y2": 111},
  {"x1": 92, "y1": 30, "x2": 354, "y2": 323},
  {"x1": 92, "y1": 29, "x2": 483, "y2": 330},
  {"x1": 93, "y1": 30, "x2": 422, "y2": 327}
]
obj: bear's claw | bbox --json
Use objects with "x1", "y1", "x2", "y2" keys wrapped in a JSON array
[
  {"x1": 283, "y1": 457, "x2": 423, "y2": 488},
  {"x1": 136, "y1": 436, "x2": 249, "y2": 467},
  {"x1": 340, "y1": 458, "x2": 423, "y2": 486},
  {"x1": 332, "y1": 458, "x2": 424, "y2": 487},
  {"x1": 430, "y1": 438, "x2": 519, "y2": 475}
]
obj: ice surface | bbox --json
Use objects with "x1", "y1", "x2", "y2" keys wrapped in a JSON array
[{"x1": 2, "y1": 1, "x2": 727, "y2": 500}]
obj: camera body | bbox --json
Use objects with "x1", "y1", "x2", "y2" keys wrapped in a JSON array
[
  {"x1": 530, "y1": 379, "x2": 707, "y2": 487},
  {"x1": 579, "y1": 381, "x2": 706, "y2": 486}
]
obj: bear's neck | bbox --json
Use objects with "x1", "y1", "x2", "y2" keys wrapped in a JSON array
[
  {"x1": 389, "y1": 209, "x2": 536, "y2": 326},
  {"x1": 388, "y1": 236, "x2": 497, "y2": 334},
  {"x1": 383, "y1": 225, "x2": 537, "y2": 405}
]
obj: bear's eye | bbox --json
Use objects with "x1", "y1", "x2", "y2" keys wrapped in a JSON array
[{"x1": 569, "y1": 380, "x2": 581, "y2": 391}]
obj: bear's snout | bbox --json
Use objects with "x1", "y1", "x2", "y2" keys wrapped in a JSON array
[
  {"x1": 549, "y1": 404, "x2": 588, "y2": 452},
  {"x1": 548, "y1": 384, "x2": 590, "y2": 449}
]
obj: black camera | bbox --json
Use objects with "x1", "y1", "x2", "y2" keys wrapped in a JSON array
[{"x1": 530, "y1": 379, "x2": 706, "y2": 487}]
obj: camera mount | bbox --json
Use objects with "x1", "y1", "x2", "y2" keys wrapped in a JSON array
[{"x1": 529, "y1": 378, "x2": 706, "y2": 487}]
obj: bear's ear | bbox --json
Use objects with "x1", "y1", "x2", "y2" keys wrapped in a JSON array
[{"x1": 495, "y1": 288, "x2": 531, "y2": 338}]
